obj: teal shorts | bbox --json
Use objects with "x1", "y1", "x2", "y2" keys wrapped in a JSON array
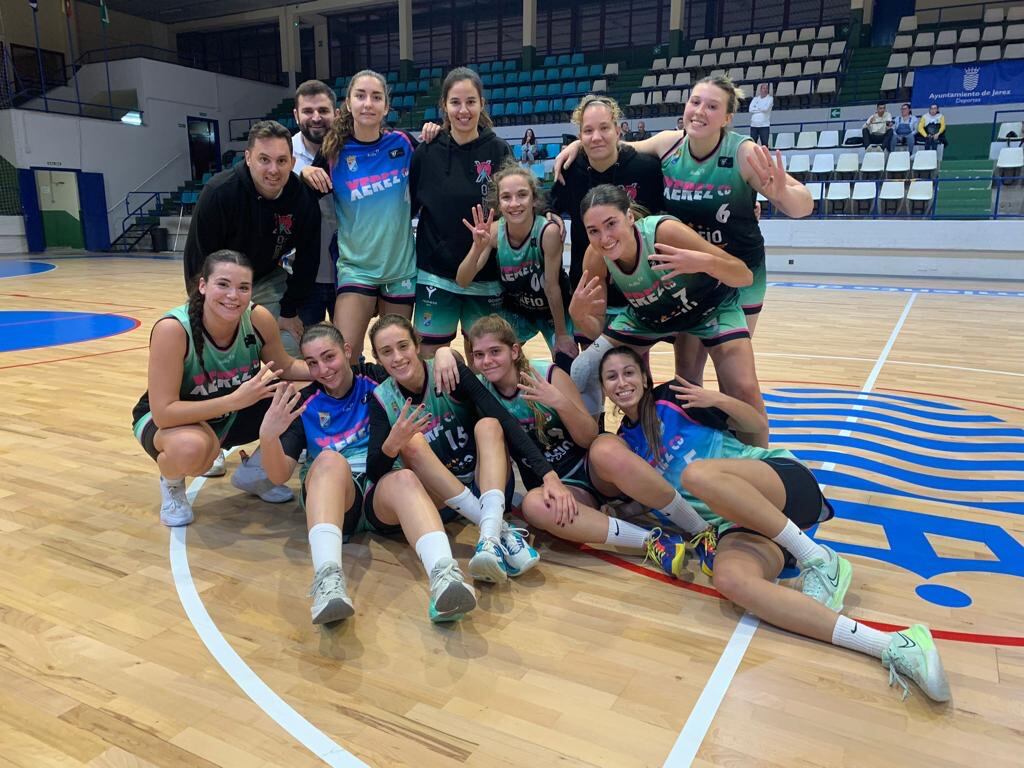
[
  {"x1": 336, "y1": 271, "x2": 416, "y2": 305},
  {"x1": 605, "y1": 293, "x2": 751, "y2": 348},
  {"x1": 415, "y1": 283, "x2": 503, "y2": 345},
  {"x1": 738, "y1": 261, "x2": 766, "y2": 316}
]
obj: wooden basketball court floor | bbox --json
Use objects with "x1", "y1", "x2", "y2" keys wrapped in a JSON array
[{"x1": 0, "y1": 253, "x2": 1022, "y2": 768}]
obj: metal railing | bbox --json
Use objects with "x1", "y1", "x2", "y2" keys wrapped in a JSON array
[{"x1": 11, "y1": 90, "x2": 143, "y2": 123}]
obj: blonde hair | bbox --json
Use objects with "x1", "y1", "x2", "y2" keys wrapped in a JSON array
[
  {"x1": 466, "y1": 315, "x2": 553, "y2": 446},
  {"x1": 321, "y1": 69, "x2": 389, "y2": 163},
  {"x1": 571, "y1": 94, "x2": 624, "y2": 127},
  {"x1": 694, "y1": 74, "x2": 743, "y2": 115},
  {"x1": 485, "y1": 160, "x2": 547, "y2": 217}
]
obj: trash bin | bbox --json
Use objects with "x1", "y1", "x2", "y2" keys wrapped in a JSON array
[{"x1": 151, "y1": 227, "x2": 169, "y2": 252}]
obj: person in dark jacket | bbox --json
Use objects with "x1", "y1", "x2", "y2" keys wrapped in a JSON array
[
  {"x1": 184, "y1": 120, "x2": 321, "y2": 357},
  {"x1": 409, "y1": 67, "x2": 513, "y2": 357},
  {"x1": 549, "y1": 95, "x2": 665, "y2": 344}
]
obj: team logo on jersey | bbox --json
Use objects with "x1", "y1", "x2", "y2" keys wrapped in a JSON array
[
  {"x1": 718, "y1": 156, "x2": 734, "y2": 168},
  {"x1": 622, "y1": 183, "x2": 639, "y2": 201},
  {"x1": 346, "y1": 155, "x2": 357, "y2": 171},
  {"x1": 244, "y1": 333, "x2": 257, "y2": 347},
  {"x1": 389, "y1": 147, "x2": 405, "y2": 159},
  {"x1": 424, "y1": 285, "x2": 437, "y2": 299},
  {"x1": 421, "y1": 311, "x2": 432, "y2": 327},
  {"x1": 474, "y1": 160, "x2": 493, "y2": 183},
  {"x1": 318, "y1": 411, "x2": 331, "y2": 429},
  {"x1": 274, "y1": 213, "x2": 293, "y2": 235}
]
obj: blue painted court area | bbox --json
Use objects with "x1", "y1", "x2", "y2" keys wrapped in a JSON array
[
  {"x1": 0, "y1": 260, "x2": 56, "y2": 279},
  {"x1": 0, "y1": 310, "x2": 139, "y2": 352}
]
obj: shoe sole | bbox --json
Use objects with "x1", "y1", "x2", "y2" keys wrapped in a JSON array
[
  {"x1": 504, "y1": 552, "x2": 540, "y2": 578},
  {"x1": 434, "y1": 582, "x2": 477, "y2": 616},
  {"x1": 161, "y1": 514, "x2": 194, "y2": 527},
  {"x1": 231, "y1": 473, "x2": 294, "y2": 503},
  {"x1": 469, "y1": 553, "x2": 508, "y2": 583},
  {"x1": 312, "y1": 597, "x2": 355, "y2": 625},
  {"x1": 202, "y1": 467, "x2": 226, "y2": 477}
]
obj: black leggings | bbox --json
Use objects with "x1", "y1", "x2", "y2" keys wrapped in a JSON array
[{"x1": 137, "y1": 399, "x2": 272, "y2": 462}]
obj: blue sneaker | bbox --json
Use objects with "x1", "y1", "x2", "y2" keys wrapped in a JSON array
[
  {"x1": 688, "y1": 527, "x2": 717, "y2": 577},
  {"x1": 468, "y1": 537, "x2": 509, "y2": 584},
  {"x1": 499, "y1": 522, "x2": 539, "y2": 576},
  {"x1": 644, "y1": 528, "x2": 687, "y2": 578}
]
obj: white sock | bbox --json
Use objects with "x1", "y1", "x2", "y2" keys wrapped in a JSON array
[
  {"x1": 161, "y1": 475, "x2": 184, "y2": 487},
  {"x1": 444, "y1": 486, "x2": 483, "y2": 525},
  {"x1": 414, "y1": 530, "x2": 452, "y2": 574},
  {"x1": 308, "y1": 523, "x2": 343, "y2": 572},
  {"x1": 478, "y1": 488, "x2": 505, "y2": 541},
  {"x1": 658, "y1": 492, "x2": 706, "y2": 535},
  {"x1": 831, "y1": 615, "x2": 892, "y2": 659},
  {"x1": 604, "y1": 517, "x2": 652, "y2": 549},
  {"x1": 570, "y1": 336, "x2": 612, "y2": 417},
  {"x1": 772, "y1": 520, "x2": 829, "y2": 565}
]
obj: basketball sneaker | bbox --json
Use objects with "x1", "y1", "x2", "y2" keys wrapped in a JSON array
[
  {"x1": 688, "y1": 527, "x2": 718, "y2": 577},
  {"x1": 202, "y1": 450, "x2": 227, "y2": 478},
  {"x1": 230, "y1": 449, "x2": 295, "y2": 503},
  {"x1": 800, "y1": 545, "x2": 852, "y2": 612},
  {"x1": 882, "y1": 625, "x2": 951, "y2": 702},
  {"x1": 428, "y1": 557, "x2": 477, "y2": 623},
  {"x1": 468, "y1": 537, "x2": 509, "y2": 583},
  {"x1": 499, "y1": 522, "x2": 539, "y2": 577},
  {"x1": 159, "y1": 477, "x2": 194, "y2": 527},
  {"x1": 309, "y1": 562, "x2": 354, "y2": 624},
  {"x1": 644, "y1": 528, "x2": 687, "y2": 578}
]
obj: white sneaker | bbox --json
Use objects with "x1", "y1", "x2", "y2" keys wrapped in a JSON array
[
  {"x1": 428, "y1": 557, "x2": 476, "y2": 622},
  {"x1": 159, "y1": 477, "x2": 194, "y2": 527},
  {"x1": 230, "y1": 449, "x2": 294, "y2": 503},
  {"x1": 468, "y1": 537, "x2": 509, "y2": 584},
  {"x1": 499, "y1": 522, "x2": 539, "y2": 576},
  {"x1": 309, "y1": 563, "x2": 354, "y2": 624},
  {"x1": 202, "y1": 450, "x2": 227, "y2": 477}
]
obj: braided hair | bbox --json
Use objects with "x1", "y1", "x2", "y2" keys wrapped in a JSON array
[
  {"x1": 187, "y1": 250, "x2": 253, "y2": 385},
  {"x1": 466, "y1": 314, "x2": 553, "y2": 446}
]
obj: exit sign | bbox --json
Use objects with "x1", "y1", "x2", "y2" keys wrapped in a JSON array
[{"x1": 830, "y1": 107, "x2": 841, "y2": 118}]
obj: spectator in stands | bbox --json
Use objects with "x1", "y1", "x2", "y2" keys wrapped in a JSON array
[
  {"x1": 862, "y1": 103, "x2": 893, "y2": 150},
  {"x1": 918, "y1": 104, "x2": 948, "y2": 152},
  {"x1": 891, "y1": 103, "x2": 917, "y2": 153},
  {"x1": 184, "y1": 120, "x2": 320, "y2": 357},
  {"x1": 633, "y1": 120, "x2": 651, "y2": 141},
  {"x1": 291, "y1": 80, "x2": 341, "y2": 328},
  {"x1": 748, "y1": 83, "x2": 773, "y2": 146},
  {"x1": 620, "y1": 120, "x2": 631, "y2": 137},
  {"x1": 521, "y1": 128, "x2": 538, "y2": 162},
  {"x1": 676, "y1": 116, "x2": 685, "y2": 130}
]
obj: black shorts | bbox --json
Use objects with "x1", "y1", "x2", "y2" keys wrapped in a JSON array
[
  {"x1": 135, "y1": 399, "x2": 272, "y2": 463},
  {"x1": 718, "y1": 457, "x2": 835, "y2": 566}
]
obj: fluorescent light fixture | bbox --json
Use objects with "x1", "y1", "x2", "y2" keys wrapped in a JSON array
[{"x1": 121, "y1": 110, "x2": 143, "y2": 125}]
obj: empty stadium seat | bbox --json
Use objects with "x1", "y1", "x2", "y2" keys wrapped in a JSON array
[
  {"x1": 720, "y1": 52, "x2": 736, "y2": 66},
  {"x1": 982, "y1": 26, "x2": 1003, "y2": 43},
  {"x1": 665, "y1": 89, "x2": 683, "y2": 106},
  {"x1": 829, "y1": 41, "x2": 846, "y2": 57},
  {"x1": 754, "y1": 48, "x2": 771, "y2": 63},
  {"x1": 955, "y1": 47, "x2": 978, "y2": 63},
  {"x1": 668, "y1": 56, "x2": 686, "y2": 71},
  {"x1": 745, "y1": 34, "x2": 761, "y2": 47},
  {"x1": 1010, "y1": 8, "x2": 1024, "y2": 21},
  {"x1": 980, "y1": 44, "x2": 1002, "y2": 61},
  {"x1": 763, "y1": 63, "x2": 782, "y2": 79},
  {"x1": 960, "y1": 28, "x2": 981, "y2": 45},
  {"x1": 835, "y1": 152, "x2": 860, "y2": 179},
  {"x1": 888, "y1": 52, "x2": 909, "y2": 70},
  {"x1": 773, "y1": 46, "x2": 791, "y2": 62},
  {"x1": 997, "y1": 121, "x2": 1023, "y2": 143},
  {"x1": 605, "y1": 63, "x2": 620, "y2": 76},
  {"x1": 745, "y1": 66, "x2": 763, "y2": 82},
  {"x1": 685, "y1": 54, "x2": 702, "y2": 69},
  {"x1": 788, "y1": 154, "x2": 811, "y2": 179},
  {"x1": 775, "y1": 80, "x2": 796, "y2": 107},
  {"x1": 694, "y1": 39, "x2": 710, "y2": 52},
  {"x1": 805, "y1": 182, "x2": 823, "y2": 214},
  {"x1": 910, "y1": 51, "x2": 932, "y2": 68},
  {"x1": 783, "y1": 62, "x2": 802, "y2": 79},
  {"x1": 810, "y1": 42, "x2": 829, "y2": 59},
  {"x1": 817, "y1": 130, "x2": 840, "y2": 149},
  {"x1": 812, "y1": 153, "x2": 836, "y2": 179},
  {"x1": 997, "y1": 147, "x2": 1024, "y2": 174},
  {"x1": 932, "y1": 49, "x2": 954, "y2": 66},
  {"x1": 915, "y1": 32, "x2": 936, "y2": 49},
  {"x1": 799, "y1": 27, "x2": 815, "y2": 42},
  {"x1": 592, "y1": 78, "x2": 608, "y2": 92},
  {"x1": 842, "y1": 129, "x2": 862, "y2": 147},
  {"x1": 791, "y1": 44, "x2": 810, "y2": 61},
  {"x1": 852, "y1": 181, "x2": 877, "y2": 215},
  {"x1": 763, "y1": 31, "x2": 780, "y2": 46},
  {"x1": 879, "y1": 180, "x2": 905, "y2": 214},
  {"x1": 652, "y1": 58, "x2": 667, "y2": 71},
  {"x1": 738, "y1": 83, "x2": 753, "y2": 99},
  {"x1": 1008, "y1": 24, "x2": 1024, "y2": 42},
  {"x1": 780, "y1": 29, "x2": 797, "y2": 44},
  {"x1": 658, "y1": 73, "x2": 674, "y2": 88},
  {"x1": 907, "y1": 180, "x2": 934, "y2": 215},
  {"x1": 736, "y1": 50, "x2": 754, "y2": 65},
  {"x1": 727, "y1": 67, "x2": 744, "y2": 82},
  {"x1": 937, "y1": 30, "x2": 957, "y2": 47},
  {"x1": 881, "y1": 72, "x2": 900, "y2": 98},
  {"x1": 819, "y1": 25, "x2": 835, "y2": 40},
  {"x1": 899, "y1": 15, "x2": 917, "y2": 33},
  {"x1": 1006, "y1": 43, "x2": 1024, "y2": 58},
  {"x1": 861, "y1": 150, "x2": 886, "y2": 179},
  {"x1": 984, "y1": 8, "x2": 1004, "y2": 24},
  {"x1": 727, "y1": 35, "x2": 744, "y2": 48},
  {"x1": 912, "y1": 149, "x2": 939, "y2": 179},
  {"x1": 675, "y1": 72, "x2": 691, "y2": 87},
  {"x1": 641, "y1": 75, "x2": 657, "y2": 89},
  {"x1": 823, "y1": 59, "x2": 841, "y2": 74},
  {"x1": 773, "y1": 132, "x2": 795, "y2": 150},
  {"x1": 886, "y1": 151, "x2": 912, "y2": 178},
  {"x1": 826, "y1": 181, "x2": 851, "y2": 213}
]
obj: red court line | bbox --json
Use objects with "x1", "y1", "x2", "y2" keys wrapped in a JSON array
[
  {"x1": 580, "y1": 546, "x2": 1024, "y2": 647},
  {"x1": 0, "y1": 292, "x2": 156, "y2": 311},
  {"x1": 0, "y1": 343, "x2": 147, "y2": 371}
]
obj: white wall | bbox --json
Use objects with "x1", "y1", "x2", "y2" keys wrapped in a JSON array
[
  {"x1": 5, "y1": 58, "x2": 288, "y2": 241},
  {"x1": 0, "y1": 217, "x2": 28, "y2": 255}
]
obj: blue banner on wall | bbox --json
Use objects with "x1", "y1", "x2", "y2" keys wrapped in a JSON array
[{"x1": 911, "y1": 60, "x2": 1024, "y2": 108}]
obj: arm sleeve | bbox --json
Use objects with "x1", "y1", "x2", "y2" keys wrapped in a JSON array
[
  {"x1": 550, "y1": 180, "x2": 570, "y2": 216},
  {"x1": 409, "y1": 143, "x2": 423, "y2": 217},
  {"x1": 278, "y1": 418, "x2": 307, "y2": 461},
  {"x1": 183, "y1": 186, "x2": 226, "y2": 290},
  {"x1": 653, "y1": 382, "x2": 731, "y2": 431},
  {"x1": 366, "y1": 396, "x2": 399, "y2": 482},
  {"x1": 303, "y1": 151, "x2": 332, "y2": 200},
  {"x1": 354, "y1": 362, "x2": 390, "y2": 384},
  {"x1": 453, "y1": 362, "x2": 555, "y2": 477},
  {"x1": 280, "y1": 190, "x2": 321, "y2": 317}
]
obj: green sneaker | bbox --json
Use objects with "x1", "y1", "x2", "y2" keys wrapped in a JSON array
[
  {"x1": 882, "y1": 624, "x2": 951, "y2": 702},
  {"x1": 428, "y1": 557, "x2": 477, "y2": 623},
  {"x1": 800, "y1": 546, "x2": 852, "y2": 612}
]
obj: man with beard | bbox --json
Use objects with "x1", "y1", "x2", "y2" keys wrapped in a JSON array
[{"x1": 291, "y1": 80, "x2": 341, "y2": 327}]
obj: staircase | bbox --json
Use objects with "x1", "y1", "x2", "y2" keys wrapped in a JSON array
[
  {"x1": 109, "y1": 181, "x2": 203, "y2": 253},
  {"x1": 838, "y1": 46, "x2": 889, "y2": 105},
  {"x1": 933, "y1": 124, "x2": 996, "y2": 218}
]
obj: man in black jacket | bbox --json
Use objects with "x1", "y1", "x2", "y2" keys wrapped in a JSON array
[{"x1": 184, "y1": 120, "x2": 320, "y2": 356}]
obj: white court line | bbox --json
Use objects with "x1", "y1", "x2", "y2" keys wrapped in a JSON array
[
  {"x1": 662, "y1": 292, "x2": 918, "y2": 768},
  {"x1": 169, "y1": 465, "x2": 367, "y2": 768}
]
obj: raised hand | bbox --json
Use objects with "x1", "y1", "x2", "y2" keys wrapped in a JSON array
[
  {"x1": 384, "y1": 399, "x2": 433, "y2": 455},
  {"x1": 518, "y1": 367, "x2": 567, "y2": 411},
  {"x1": 259, "y1": 383, "x2": 307, "y2": 440},
  {"x1": 232, "y1": 362, "x2": 284, "y2": 409},
  {"x1": 649, "y1": 243, "x2": 709, "y2": 281},
  {"x1": 748, "y1": 144, "x2": 787, "y2": 199},
  {"x1": 569, "y1": 270, "x2": 606, "y2": 324},
  {"x1": 461, "y1": 204, "x2": 494, "y2": 251}
]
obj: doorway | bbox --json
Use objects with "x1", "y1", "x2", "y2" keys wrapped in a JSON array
[
  {"x1": 187, "y1": 117, "x2": 222, "y2": 181},
  {"x1": 35, "y1": 170, "x2": 84, "y2": 248}
]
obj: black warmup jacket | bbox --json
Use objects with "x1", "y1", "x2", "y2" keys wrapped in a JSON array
[
  {"x1": 550, "y1": 144, "x2": 665, "y2": 297},
  {"x1": 183, "y1": 163, "x2": 320, "y2": 317},
  {"x1": 409, "y1": 127, "x2": 513, "y2": 284}
]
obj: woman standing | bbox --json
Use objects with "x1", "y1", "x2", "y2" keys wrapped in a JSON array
[
  {"x1": 301, "y1": 70, "x2": 417, "y2": 360},
  {"x1": 409, "y1": 67, "x2": 513, "y2": 357}
]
